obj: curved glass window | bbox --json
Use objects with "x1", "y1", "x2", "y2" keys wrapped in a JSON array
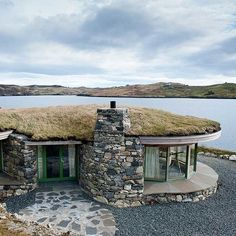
[
  {"x1": 168, "y1": 146, "x2": 187, "y2": 180},
  {"x1": 144, "y1": 147, "x2": 167, "y2": 181},
  {"x1": 144, "y1": 144, "x2": 197, "y2": 182}
]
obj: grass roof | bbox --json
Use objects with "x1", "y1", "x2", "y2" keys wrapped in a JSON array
[{"x1": 0, "y1": 105, "x2": 220, "y2": 141}]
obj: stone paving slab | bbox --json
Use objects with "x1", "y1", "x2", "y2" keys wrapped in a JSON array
[{"x1": 18, "y1": 188, "x2": 117, "y2": 236}]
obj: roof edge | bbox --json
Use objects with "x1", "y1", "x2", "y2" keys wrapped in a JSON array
[
  {"x1": 0, "y1": 130, "x2": 13, "y2": 140},
  {"x1": 140, "y1": 130, "x2": 222, "y2": 145}
]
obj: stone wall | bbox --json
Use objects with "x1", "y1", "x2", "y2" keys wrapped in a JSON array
[
  {"x1": 1, "y1": 134, "x2": 37, "y2": 199},
  {"x1": 143, "y1": 184, "x2": 217, "y2": 204},
  {"x1": 80, "y1": 108, "x2": 144, "y2": 207}
]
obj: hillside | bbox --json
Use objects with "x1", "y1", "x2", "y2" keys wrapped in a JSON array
[{"x1": 0, "y1": 82, "x2": 235, "y2": 98}]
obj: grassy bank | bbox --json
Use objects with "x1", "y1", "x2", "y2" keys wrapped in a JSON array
[{"x1": 198, "y1": 146, "x2": 236, "y2": 156}]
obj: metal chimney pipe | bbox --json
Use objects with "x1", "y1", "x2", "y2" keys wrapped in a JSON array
[{"x1": 110, "y1": 101, "x2": 116, "y2": 108}]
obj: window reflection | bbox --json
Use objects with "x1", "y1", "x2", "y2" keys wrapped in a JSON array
[
  {"x1": 144, "y1": 144, "x2": 197, "y2": 182},
  {"x1": 168, "y1": 146, "x2": 186, "y2": 180}
]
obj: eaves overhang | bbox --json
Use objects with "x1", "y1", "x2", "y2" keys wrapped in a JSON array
[
  {"x1": 0, "y1": 130, "x2": 13, "y2": 140},
  {"x1": 140, "y1": 130, "x2": 222, "y2": 145}
]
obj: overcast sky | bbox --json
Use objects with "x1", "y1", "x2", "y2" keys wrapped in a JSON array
[{"x1": 0, "y1": 0, "x2": 235, "y2": 87}]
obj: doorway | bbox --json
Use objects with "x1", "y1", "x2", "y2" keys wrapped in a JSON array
[{"x1": 38, "y1": 145, "x2": 76, "y2": 182}]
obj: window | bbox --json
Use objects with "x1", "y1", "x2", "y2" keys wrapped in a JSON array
[
  {"x1": 189, "y1": 144, "x2": 197, "y2": 176},
  {"x1": 144, "y1": 144, "x2": 197, "y2": 182},
  {"x1": 144, "y1": 146, "x2": 167, "y2": 181},
  {"x1": 168, "y1": 146, "x2": 187, "y2": 180}
]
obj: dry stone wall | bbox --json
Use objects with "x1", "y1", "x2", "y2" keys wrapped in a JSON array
[
  {"x1": 1, "y1": 134, "x2": 37, "y2": 199},
  {"x1": 143, "y1": 184, "x2": 217, "y2": 204}
]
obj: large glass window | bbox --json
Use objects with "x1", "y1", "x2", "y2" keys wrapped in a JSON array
[
  {"x1": 144, "y1": 144, "x2": 197, "y2": 182},
  {"x1": 144, "y1": 146, "x2": 167, "y2": 181},
  {"x1": 168, "y1": 146, "x2": 187, "y2": 180}
]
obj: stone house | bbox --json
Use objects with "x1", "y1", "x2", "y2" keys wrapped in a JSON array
[{"x1": 0, "y1": 103, "x2": 221, "y2": 207}]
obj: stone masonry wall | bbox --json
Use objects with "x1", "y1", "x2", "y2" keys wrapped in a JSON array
[
  {"x1": 1, "y1": 134, "x2": 37, "y2": 199},
  {"x1": 80, "y1": 108, "x2": 144, "y2": 207},
  {"x1": 143, "y1": 184, "x2": 217, "y2": 204}
]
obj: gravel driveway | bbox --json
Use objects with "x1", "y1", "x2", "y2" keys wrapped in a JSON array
[{"x1": 110, "y1": 156, "x2": 236, "y2": 236}]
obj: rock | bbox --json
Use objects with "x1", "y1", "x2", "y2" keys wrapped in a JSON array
[
  {"x1": 176, "y1": 195, "x2": 182, "y2": 202},
  {"x1": 15, "y1": 189, "x2": 26, "y2": 196},
  {"x1": 229, "y1": 155, "x2": 236, "y2": 161},
  {"x1": 122, "y1": 162, "x2": 131, "y2": 167},
  {"x1": 114, "y1": 200, "x2": 129, "y2": 208},
  {"x1": 126, "y1": 156, "x2": 133, "y2": 162},
  {"x1": 136, "y1": 166, "x2": 143, "y2": 174},
  {"x1": 131, "y1": 201, "x2": 142, "y2": 207},
  {"x1": 104, "y1": 152, "x2": 112, "y2": 159},
  {"x1": 126, "y1": 141, "x2": 133, "y2": 146},
  {"x1": 47, "y1": 223, "x2": 52, "y2": 228},
  {"x1": 167, "y1": 195, "x2": 176, "y2": 202},
  {"x1": 157, "y1": 197, "x2": 168, "y2": 203},
  {"x1": 192, "y1": 197, "x2": 200, "y2": 202},
  {"x1": 124, "y1": 184, "x2": 132, "y2": 191},
  {"x1": 182, "y1": 198, "x2": 193, "y2": 203},
  {"x1": 127, "y1": 193, "x2": 137, "y2": 198},
  {"x1": 95, "y1": 196, "x2": 108, "y2": 204}
]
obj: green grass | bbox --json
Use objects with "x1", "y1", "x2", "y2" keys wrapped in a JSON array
[
  {"x1": 0, "y1": 105, "x2": 220, "y2": 141},
  {"x1": 198, "y1": 146, "x2": 236, "y2": 156}
]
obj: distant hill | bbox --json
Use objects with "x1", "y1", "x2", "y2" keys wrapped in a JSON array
[{"x1": 0, "y1": 82, "x2": 236, "y2": 98}]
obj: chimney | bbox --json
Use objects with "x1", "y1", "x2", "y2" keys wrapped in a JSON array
[{"x1": 110, "y1": 101, "x2": 116, "y2": 109}]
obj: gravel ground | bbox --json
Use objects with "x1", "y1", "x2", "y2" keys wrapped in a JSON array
[
  {"x1": 4, "y1": 157, "x2": 236, "y2": 236},
  {"x1": 109, "y1": 156, "x2": 236, "y2": 236},
  {"x1": 5, "y1": 190, "x2": 36, "y2": 213}
]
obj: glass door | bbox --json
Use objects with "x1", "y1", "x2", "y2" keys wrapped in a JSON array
[
  {"x1": 46, "y1": 146, "x2": 61, "y2": 179},
  {"x1": 38, "y1": 145, "x2": 76, "y2": 182}
]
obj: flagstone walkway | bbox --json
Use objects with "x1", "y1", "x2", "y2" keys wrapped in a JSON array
[{"x1": 18, "y1": 187, "x2": 117, "y2": 236}]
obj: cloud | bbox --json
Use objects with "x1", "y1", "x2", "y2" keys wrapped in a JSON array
[
  {"x1": 0, "y1": 0, "x2": 13, "y2": 8},
  {"x1": 0, "y1": 0, "x2": 235, "y2": 86},
  {"x1": 188, "y1": 35, "x2": 236, "y2": 75}
]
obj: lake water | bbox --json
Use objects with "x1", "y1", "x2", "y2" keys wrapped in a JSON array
[{"x1": 0, "y1": 95, "x2": 235, "y2": 151}]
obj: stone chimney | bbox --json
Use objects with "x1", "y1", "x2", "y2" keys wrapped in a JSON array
[{"x1": 89, "y1": 103, "x2": 144, "y2": 207}]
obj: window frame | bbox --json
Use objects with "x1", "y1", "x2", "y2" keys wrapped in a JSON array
[
  {"x1": 37, "y1": 145, "x2": 76, "y2": 182},
  {"x1": 144, "y1": 144, "x2": 197, "y2": 182}
]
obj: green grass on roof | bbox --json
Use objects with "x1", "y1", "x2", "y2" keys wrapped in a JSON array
[{"x1": 0, "y1": 105, "x2": 220, "y2": 141}]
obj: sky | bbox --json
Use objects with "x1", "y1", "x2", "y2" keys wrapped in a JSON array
[{"x1": 0, "y1": 0, "x2": 235, "y2": 87}]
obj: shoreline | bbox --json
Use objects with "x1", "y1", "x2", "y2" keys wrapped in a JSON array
[
  {"x1": 198, "y1": 146, "x2": 236, "y2": 161},
  {"x1": 0, "y1": 94, "x2": 236, "y2": 99}
]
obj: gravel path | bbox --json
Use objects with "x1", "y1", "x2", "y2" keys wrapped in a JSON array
[{"x1": 110, "y1": 156, "x2": 236, "y2": 236}]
